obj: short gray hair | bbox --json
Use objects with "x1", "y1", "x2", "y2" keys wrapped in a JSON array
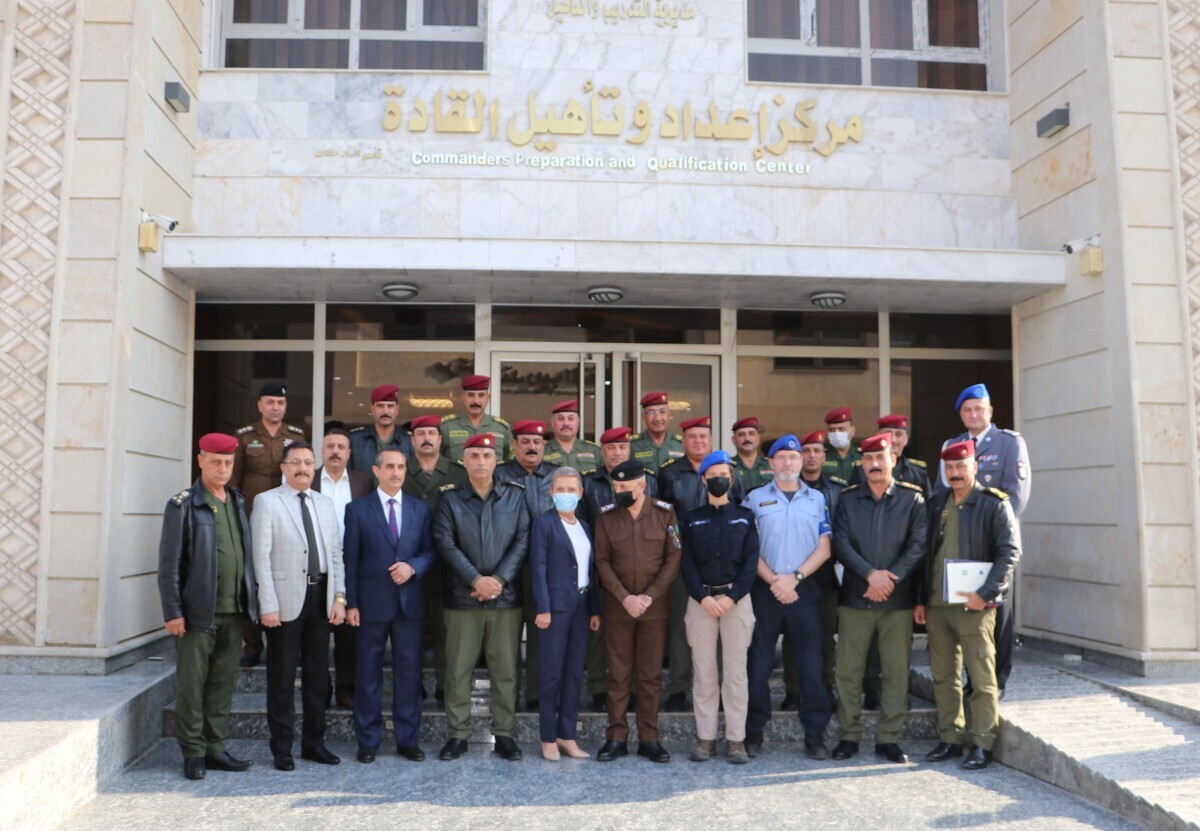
[{"x1": 551, "y1": 466, "x2": 583, "y2": 488}]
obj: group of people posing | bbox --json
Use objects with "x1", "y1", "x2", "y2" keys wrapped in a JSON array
[{"x1": 157, "y1": 375, "x2": 1030, "y2": 781}]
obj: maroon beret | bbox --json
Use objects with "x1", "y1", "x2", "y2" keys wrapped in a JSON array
[
  {"x1": 824, "y1": 407, "x2": 852, "y2": 424},
  {"x1": 512, "y1": 419, "x2": 547, "y2": 437},
  {"x1": 371, "y1": 385, "x2": 399, "y2": 404},
  {"x1": 941, "y1": 440, "x2": 976, "y2": 461},
  {"x1": 551, "y1": 399, "x2": 578, "y2": 414},
  {"x1": 463, "y1": 433, "x2": 496, "y2": 450},
  {"x1": 680, "y1": 416, "x2": 712, "y2": 432},
  {"x1": 799, "y1": 430, "x2": 826, "y2": 447},
  {"x1": 877, "y1": 414, "x2": 910, "y2": 430},
  {"x1": 600, "y1": 426, "x2": 632, "y2": 444},
  {"x1": 198, "y1": 433, "x2": 238, "y2": 454},
  {"x1": 461, "y1": 375, "x2": 490, "y2": 391},
  {"x1": 731, "y1": 416, "x2": 759, "y2": 432},
  {"x1": 640, "y1": 391, "x2": 669, "y2": 407},
  {"x1": 410, "y1": 414, "x2": 441, "y2": 431},
  {"x1": 860, "y1": 433, "x2": 892, "y2": 453}
]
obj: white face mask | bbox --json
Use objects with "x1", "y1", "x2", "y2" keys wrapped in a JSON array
[{"x1": 828, "y1": 432, "x2": 850, "y2": 450}]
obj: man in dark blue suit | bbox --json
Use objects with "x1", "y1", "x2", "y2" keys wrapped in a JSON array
[{"x1": 344, "y1": 448, "x2": 434, "y2": 764}]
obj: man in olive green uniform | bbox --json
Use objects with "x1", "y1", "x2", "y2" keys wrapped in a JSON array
[
  {"x1": 822, "y1": 406, "x2": 862, "y2": 483},
  {"x1": 440, "y1": 374, "x2": 514, "y2": 462},
  {"x1": 851, "y1": 414, "x2": 931, "y2": 497},
  {"x1": 349, "y1": 384, "x2": 414, "y2": 486},
  {"x1": 730, "y1": 416, "x2": 774, "y2": 492},
  {"x1": 629, "y1": 390, "x2": 685, "y2": 475},
  {"x1": 158, "y1": 433, "x2": 258, "y2": 781},
  {"x1": 232, "y1": 381, "x2": 305, "y2": 667},
  {"x1": 403, "y1": 414, "x2": 468, "y2": 703},
  {"x1": 542, "y1": 398, "x2": 601, "y2": 473}
]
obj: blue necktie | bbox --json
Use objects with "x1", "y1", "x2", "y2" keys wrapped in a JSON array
[{"x1": 387, "y1": 498, "x2": 399, "y2": 545}]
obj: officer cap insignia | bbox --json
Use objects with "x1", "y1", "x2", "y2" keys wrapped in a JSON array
[
  {"x1": 600, "y1": 503, "x2": 617, "y2": 513},
  {"x1": 236, "y1": 425, "x2": 254, "y2": 435},
  {"x1": 987, "y1": 487, "x2": 1009, "y2": 500}
]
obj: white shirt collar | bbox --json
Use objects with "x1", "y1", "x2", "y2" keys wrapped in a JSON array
[{"x1": 377, "y1": 487, "x2": 402, "y2": 511}]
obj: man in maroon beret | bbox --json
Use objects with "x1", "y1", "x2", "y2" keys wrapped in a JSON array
[
  {"x1": 440, "y1": 375, "x2": 513, "y2": 463},
  {"x1": 349, "y1": 384, "x2": 414, "y2": 486},
  {"x1": 823, "y1": 407, "x2": 861, "y2": 483},
  {"x1": 852, "y1": 414, "x2": 931, "y2": 497},
  {"x1": 731, "y1": 416, "x2": 774, "y2": 492},
  {"x1": 543, "y1": 399, "x2": 601, "y2": 474},
  {"x1": 158, "y1": 434, "x2": 259, "y2": 781},
  {"x1": 630, "y1": 391, "x2": 685, "y2": 475}
]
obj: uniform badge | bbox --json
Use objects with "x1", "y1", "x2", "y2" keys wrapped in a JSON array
[
  {"x1": 247, "y1": 440, "x2": 264, "y2": 449},
  {"x1": 1017, "y1": 461, "x2": 1029, "y2": 480},
  {"x1": 600, "y1": 504, "x2": 616, "y2": 513},
  {"x1": 449, "y1": 430, "x2": 469, "y2": 438},
  {"x1": 759, "y1": 500, "x2": 778, "y2": 506}
]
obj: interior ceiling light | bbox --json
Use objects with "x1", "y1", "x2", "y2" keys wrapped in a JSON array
[
  {"x1": 588, "y1": 286, "x2": 624, "y2": 304},
  {"x1": 810, "y1": 290, "x2": 847, "y2": 309},
  {"x1": 382, "y1": 282, "x2": 419, "y2": 301}
]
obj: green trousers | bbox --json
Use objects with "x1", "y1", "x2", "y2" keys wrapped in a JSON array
[
  {"x1": 835, "y1": 607, "x2": 913, "y2": 743},
  {"x1": 444, "y1": 607, "x2": 522, "y2": 739},
  {"x1": 174, "y1": 612, "x2": 244, "y2": 758},
  {"x1": 927, "y1": 605, "x2": 999, "y2": 750}
]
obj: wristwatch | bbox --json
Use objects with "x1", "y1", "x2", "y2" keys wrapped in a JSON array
[{"x1": 793, "y1": 569, "x2": 806, "y2": 583}]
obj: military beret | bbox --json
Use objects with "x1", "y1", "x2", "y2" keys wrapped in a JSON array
[
  {"x1": 410, "y1": 414, "x2": 441, "y2": 431},
  {"x1": 198, "y1": 432, "x2": 238, "y2": 454},
  {"x1": 824, "y1": 407, "x2": 852, "y2": 424},
  {"x1": 768, "y1": 434, "x2": 801, "y2": 457},
  {"x1": 731, "y1": 416, "x2": 759, "y2": 432},
  {"x1": 697, "y1": 449, "x2": 732, "y2": 477},
  {"x1": 371, "y1": 384, "x2": 400, "y2": 403},
  {"x1": 611, "y1": 459, "x2": 646, "y2": 481},
  {"x1": 955, "y1": 383, "x2": 990, "y2": 411},
  {"x1": 259, "y1": 381, "x2": 287, "y2": 397},
  {"x1": 512, "y1": 419, "x2": 547, "y2": 437},
  {"x1": 941, "y1": 439, "x2": 976, "y2": 461},
  {"x1": 877, "y1": 414, "x2": 910, "y2": 430},
  {"x1": 463, "y1": 433, "x2": 496, "y2": 451},
  {"x1": 860, "y1": 433, "x2": 892, "y2": 453},
  {"x1": 461, "y1": 374, "x2": 491, "y2": 391},
  {"x1": 600, "y1": 426, "x2": 632, "y2": 444},
  {"x1": 551, "y1": 399, "x2": 578, "y2": 414},
  {"x1": 640, "y1": 391, "x2": 669, "y2": 408},
  {"x1": 680, "y1": 416, "x2": 711, "y2": 432},
  {"x1": 799, "y1": 430, "x2": 826, "y2": 447}
]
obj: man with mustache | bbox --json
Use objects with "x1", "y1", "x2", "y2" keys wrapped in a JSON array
[
  {"x1": 822, "y1": 407, "x2": 862, "y2": 483},
  {"x1": 543, "y1": 399, "x2": 601, "y2": 474},
  {"x1": 629, "y1": 391, "x2": 685, "y2": 475},
  {"x1": 730, "y1": 416, "x2": 774, "y2": 492},
  {"x1": 402, "y1": 414, "x2": 467, "y2": 703},
  {"x1": 831, "y1": 433, "x2": 928, "y2": 765},
  {"x1": 440, "y1": 375, "x2": 514, "y2": 463},
  {"x1": 349, "y1": 385, "x2": 414, "y2": 486},
  {"x1": 851, "y1": 415, "x2": 931, "y2": 497}
]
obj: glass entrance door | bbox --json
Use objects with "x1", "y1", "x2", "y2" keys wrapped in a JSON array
[
  {"x1": 489, "y1": 352, "x2": 604, "y2": 442},
  {"x1": 620, "y1": 352, "x2": 721, "y2": 435}
]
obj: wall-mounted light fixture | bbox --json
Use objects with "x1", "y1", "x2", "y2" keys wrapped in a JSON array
[
  {"x1": 1037, "y1": 105, "x2": 1069, "y2": 138},
  {"x1": 164, "y1": 81, "x2": 191, "y2": 114}
]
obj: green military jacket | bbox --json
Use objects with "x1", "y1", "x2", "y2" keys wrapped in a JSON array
[
  {"x1": 732, "y1": 453, "x2": 774, "y2": 492},
  {"x1": 823, "y1": 445, "x2": 862, "y2": 483},
  {"x1": 543, "y1": 437, "x2": 602, "y2": 474},
  {"x1": 629, "y1": 431, "x2": 685, "y2": 475},
  {"x1": 439, "y1": 412, "x2": 514, "y2": 462}
]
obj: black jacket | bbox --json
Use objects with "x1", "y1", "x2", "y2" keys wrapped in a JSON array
[
  {"x1": 832, "y1": 481, "x2": 928, "y2": 610},
  {"x1": 157, "y1": 479, "x2": 259, "y2": 632},
  {"x1": 580, "y1": 466, "x2": 658, "y2": 528},
  {"x1": 432, "y1": 480, "x2": 531, "y2": 610},
  {"x1": 680, "y1": 502, "x2": 759, "y2": 603},
  {"x1": 916, "y1": 483, "x2": 1021, "y2": 606}
]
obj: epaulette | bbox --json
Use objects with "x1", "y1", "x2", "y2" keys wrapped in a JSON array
[
  {"x1": 171, "y1": 488, "x2": 191, "y2": 505},
  {"x1": 909, "y1": 458, "x2": 927, "y2": 468},
  {"x1": 853, "y1": 459, "x2": 863, "y2": 466},
  {"x1": 493, "y1": 416, "x2": 510, "y2": 426},
  {"x1": 659, "y1": 458, "x2": 678, "y2": 469},
  {"x1": 841, "y1": 483, "x2": 860, "y2": 492},
  {"x1": 454, "y1": 458, "x2": 466, "y2": 467},
  {"x1": 829, "y1": 476, "x2": 848, "y2": 486},
  {"x1": 439, "y1": 483, "x2": 456, "y2": 492},
  {"x1": 986, "y1": 487, "x2": 1009, "y2": 500},
  {"x1": 236, "y1": 425, "x2": 254, "y2": 435},
  {"x1": 349, "y1": 426, "x2": 366, "y2": 433},
  {"x1": 630, "y1": 432, "x2": 642, "y2": 440},
  {"x1": 653, "y1": 499, "x2": 673, "y2": 510},
  {"x1": 501, "y1": 479, "x2": 526, "y2": 490},
  {"x1": 898, "y1": 481, "x2": 923, "y2": 492},
  {"x1": 644, "y1": 467, "x2": 656, "y2": 477},
  {"x1": 440, "y1": 413, "x2": 458, "y2": 423},
  {"x1": 1000, "y1": 428, "x2": 1021, "y2": 437},
  {"x1": 600, "y1": 503, "x2": 617, "y2": 513},
  {"x1": 673, "y1": 433, "x2": 683, "y2": 441},
  {"x1": 287, "y1": 425, "x2": 304, "y2": 435}
]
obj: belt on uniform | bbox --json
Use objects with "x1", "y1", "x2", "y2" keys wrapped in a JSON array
[
  {"x1": 703, "y1": 583, "x2": 732, "y2": 596},
  {"x1": 307, "y1": 573, "x2": 328, "y2": 586}
]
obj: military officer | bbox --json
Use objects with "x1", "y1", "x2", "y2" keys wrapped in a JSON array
[
  {"x1": 730, "y1": 416, "x2": 774, "y2": 492},
  {"x1": 822, "y1": 406, "x2": 862, "y2": 482},
  {"x1": 629, "y1": 391, "x2": 685, "y2": 475},
  {"x1": 440, "y1": 375, "x2": 514, "y2": 463},
  {"x1": 543, "y1": 399, "x2": 601, "y2": 473},
  {"x1": 349, "y1": 385, "x2": 414, "y2": 485},
  {"x1": 403, "y1": 414, "x2": 468, "y2": 703},
  {"x1": 853, "y1": 414, "x2": 931, "y2": 496}
]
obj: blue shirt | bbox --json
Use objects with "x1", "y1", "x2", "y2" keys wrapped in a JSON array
[{"x1": 743, "y1": 481, "x2": 831, "y2": 574}]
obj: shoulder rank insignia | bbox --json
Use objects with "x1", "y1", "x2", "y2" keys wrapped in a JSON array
[
  {"x1": 236, "y1": 425, "x2": 253, "y2": 435},
  {"x1": 439, "y1": 483, "x2": 456, "y2": 492},
  {"x1": 493, "y1": 416, "x2": 510, "y2": 426},
  {"x1": 841, "y1": 483, "x2": 860, "y2": 492},
  {"x1": 171, "y1": 489, "x2": 190, "y2": 505},
  {"x1": 659, "y1": 458, "x2": 678, "y2": 469},
  {"x1": 287, "y1": 425, "x2": 304, "y2": 435},
  {"x1": 1000, "y1": 428, "x2": 1021, "y2": 437},
  {"x1": 630, "y1": 432, "x2": 642, "y2": 440},
  {"x1": 502, "y1": 479, "x2": 526, "y2": 489},
  {"x1": 440, "y1": 413, "x2": 458, "y2": 423},
  {"x1": 909, "y1": 458, "x2": 927, "y2": 468},
  {"x1": 898, "y1": 481, "x2": 923, "y2": 492},
  {"x1": 853, "y1": 459, "x2": 863, "y2": 466},
  {"x1": 673, "y1": 434, "x2": 683, "y2": 441},
  {"x1": 349, "y1": 426, "x2": 365, "y2": 433},
  {"x1": 654, "y1": 499, "x2": 673, "y2": 510},
  {"x1": 600, "y1": 503, "x2": 617, "y2": 513},
  {"x1": 829, "y1": 476, "x2": 848, "y2": 486},
  {"x1": 987, "y1": 487, "x2": 1009, "y2": 500}
]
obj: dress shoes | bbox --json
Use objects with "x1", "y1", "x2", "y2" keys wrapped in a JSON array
[
  {"x1": 595, "y1": 740, "x2": 628, "y2": 762},
  {"x1": 591, "y1": 693, "x2": 607, "y2": 712},
  {"x1": 924, "y1": 742, "x2": 963, "y2": 763},
  {"x1": 397, "y1": 745, "x2": 425, "y2": 762},
  {"x1": 779, "y1": 693, "x2": 799, "y2": 711},
  {"x1": 356, "y1": 747, "x2": 376, "y2": 764},
  {"x1": 874, "y1": 743, "x2": 909, "y2": 764},
  {"x1": 664, "y1": 692, "x2": 688, "y2": 712},
  {"x1": 862, "y1": 690, "x2": 881, "y2": 711},
  {"x1": 962, "y1": 746, "x2": 993, "y2": 770},
  {"x1": 205, "y1": 750, "x2": 252, "y2": 772},
  {"x1": 831, "y1": 740, "x2": 859, "y2": 760},
  {"x1": 301, "y1": 746, "x2": 341, "y2": 765},
  {"x1": 439, "y1": 738, "x2": 468, "y2": 761},
  {"x1": 493, "y1": 736, "x2": 523, "y2": 761},
  {"x1": 637, "y1": 741, "x2": 671, "y2": 763},
  {"x1": 744, "y1": 732, "x2": 763, "y2": 758},
  {"x1": 183, "y1": 757, "x2": 206, "y2": 780},
  {"x1": 273, "y1": 755, "x2": 295, "y2": 771},
  {"x1": 803, "y1": 736, "x2": 829, "y2": 761}
]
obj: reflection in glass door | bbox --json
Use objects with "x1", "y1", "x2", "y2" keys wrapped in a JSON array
[
  {"x1": 490, "y1": 352, "x2": 603, "y2": 442},
  {"x1": 621, "y1": 353, "x2": 720, "y2": 434}
]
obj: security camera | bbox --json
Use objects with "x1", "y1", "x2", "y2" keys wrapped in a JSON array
[
  {"x1": 1062, "y1": 234, "x2": 1099, "y2": 254},
  {"x1": 141, "y1": 211, "x2": 179, "y2": 232}
]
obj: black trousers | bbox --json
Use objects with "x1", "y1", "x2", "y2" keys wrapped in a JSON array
[{"x1": 265, "y1": 580, "x2": 330, "y2": 758}]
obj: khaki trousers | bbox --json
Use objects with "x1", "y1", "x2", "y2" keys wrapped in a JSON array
[
  {"x1": 684, "y1": 595, "x2": 755, "y2": 741},
  {"x1": 927, "y1": 604, "x2": 999, "y2": 750}
]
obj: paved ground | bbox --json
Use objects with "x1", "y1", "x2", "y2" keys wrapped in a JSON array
[{"x1": 58, "y1": 738, "x2": 1145, "y2": 831}]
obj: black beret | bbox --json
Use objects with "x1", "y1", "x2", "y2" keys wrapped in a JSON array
[
  {"x1": 611, "y1": 460, "x2": 646, "y2": 482},
  {"x1": 259, "y1": 381, "x2": 287, "y2": 397}
]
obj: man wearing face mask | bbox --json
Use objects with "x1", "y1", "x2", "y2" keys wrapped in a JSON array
[{"x1": 823, "y1": 407, "x2": 862, "y2": 483}]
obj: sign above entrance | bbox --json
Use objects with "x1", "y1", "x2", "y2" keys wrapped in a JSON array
[{"x1": 545, "y1": 0, "x2": 699, "y2": 28}]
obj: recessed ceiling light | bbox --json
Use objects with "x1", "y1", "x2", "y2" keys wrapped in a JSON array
[
  {"x1": 588, "y1": 286, "x2": 623, "y2": 304},
  {"x1": 810, "y1": 290, "x2": 847, "y2": 309},
  {"x1": 382, "y1": 282, "x2": 419, "y2": 301}
]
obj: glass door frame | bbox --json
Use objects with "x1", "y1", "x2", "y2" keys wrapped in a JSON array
[{"x1": 488, "y1": 350, "x2": 606, "y2": 442}]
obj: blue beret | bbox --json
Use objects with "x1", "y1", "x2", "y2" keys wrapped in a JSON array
[
  {"x1": 955, "y1": 383, "x2": 990, "y2": 412},
  {"x1": 768, "y1": 434, "x2": 801, "y2": 457},
  {"x1": 697, "y1": 450, "x2": 732, "y2": 477}
]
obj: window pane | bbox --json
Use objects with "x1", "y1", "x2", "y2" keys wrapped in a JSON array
[
  {"x1": 871, "y1": 59, "x2": 986, "y2": 90},
  {"x1": 870, "y1": 0, "x2": 913, "y2": 49},
  {"x1": 305, "y1": 0, "x2": 351, "y2": 29},
  {"x1": 425, "y1": 0, "x2": 477, "y2": 26},
  {"x1": 889, "y1": 313, "x2": 1011, "y2": 350},
  {"x1": 737, "y1": 356, "x2": 880, "y2": 445},
  {"x1": 358, "y1": 40, "x2": 484, "y2": 70},
  {"x1": 747, "y1": 0, "x2": 801, "y2": 39},
  {"x1": 749, "y1": 54, "x2": 862, "y2": 85},
  {"x1": 928, "y1": 0, "x2": 980, "y2": 48},
  {"x1": 225, "y1": 38, "x2": 349, "y2": 68},
  {"x1": 233, "y1": 0, "x2": 287, "y2": 24},
  {"x1": 197, "y1": 304, "x2": 315, "y2": 340},
  {"x1": 326, "y1": 351, "x2": 472, "y2": 429},
  {"x1": 738, "y1": 310, "x2": 878, "y2": 347},
  {"x1": 362, "y1": 0, "x2": 407, "y2": 30},
  {"x1": 498, "y1": 359, "x2": 598, "y2": 437},
  {"x1": 817, "y1": 0, "x2": 859, "y2": 47},
  {"x1": 492, "y1": 307, "x2": 720, "y2": 344},
  {"x1": 326, "y1": 304, "x2": 474, "y2": 341},
  {"x1": 640, "y1": 362, "x2": 712, "y2": 427}
]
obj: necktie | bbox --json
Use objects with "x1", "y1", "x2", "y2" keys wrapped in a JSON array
[
  {"x1": 387, "y1": 498, "x2": 399, "y2": 546},
  {"x1": 298, "y1": 492, "x2": 321, "y2": 578}
]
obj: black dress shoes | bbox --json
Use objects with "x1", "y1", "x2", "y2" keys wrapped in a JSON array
[
  {"x1": 874, "y1": 743, "x2": 909, "y2": 764},
  {"x1": 592, "y1": 692, "x2": 608, "y2": 711},
  {"x1": 780, "y1": 693, "x2": 799, "y2": 711},
  {"x1": 439, "y1": 738, "x2": 468, "y2": 761},
  {"x1": 273, "y1": 755, "x2": 295, "y2": 771},
  {"x1": 637, "y1": 741, "x2": 671, "y2": 763},
  {"x1": 862, "y1": 690, "x2": 881, "y2": 711},
  {"x1": 962, "y1": 746, "x2": 993, "y2": 770},
  {"x1": 493, "y1": 736, "x2": 523, "y2": 761},
  {"x1": 803, "y1": 736, "x2": 829, "y2": 760},
  {"x1": 356, "y1": 747, "x2": 376, "y2": 764},
  {"x1": 744, "y1": 732, "x2": 763, "y2": 758},
  {"x1": 301, "y1": 746, "x2": 341, "y2": 765},
  {"x1": 183, "y1": 757, "x2": 206, "y2": 780},
  {"x1": 205, "y1": 750, "x2": 252, "y2": 772},
  {"x1": 925, "y1": 742, "x2": 963, "y2": 762},
  {"x1": 595, "y1": 740, "x2": 628, "y2": 761},
  {"x1": 397, "y1": 745, "x2": 425, "y2": 762},
  {"x1": 831, "y1": 740, "x2": 859, "y2": 760},
  {"x1": 664, "y1": 692, "x2": 688, "y2": 712}
]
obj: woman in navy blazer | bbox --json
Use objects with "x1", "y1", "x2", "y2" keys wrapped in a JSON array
[{"x1": 531, "y1": 467, "x2": 600, "y2": 761}]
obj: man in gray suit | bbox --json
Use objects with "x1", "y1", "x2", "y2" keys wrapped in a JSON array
[{"x1": 252, "y1": 441, "x2": 347, "y2": 771}]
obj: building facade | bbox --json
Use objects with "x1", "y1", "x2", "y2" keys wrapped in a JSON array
[{"x1": 0, "y1": 0, "x2": 1196, "y2": 674}]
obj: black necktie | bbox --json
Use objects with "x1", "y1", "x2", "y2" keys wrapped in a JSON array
[{"x1": 298, "y1": 492, "x2": 321, "y2": 578}]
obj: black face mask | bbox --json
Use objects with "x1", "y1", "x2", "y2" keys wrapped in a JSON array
[
  {"x1": 614, "y1": 490, "x2": 636, "y2": 508},
  {"x1": 705, "y1": 476, "x2": 731, "y2": 498}
]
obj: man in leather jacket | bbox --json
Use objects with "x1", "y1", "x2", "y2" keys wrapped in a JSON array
[
  {"x1": 914, "y1": 440, "x2": 1020, "y2": 771},
  {"x1": 157, "y1": 433, "x2": 259, "y2": 781},
  {"x1": 431, "y1": 432, "x2": 531, "y2": 762},
  {"x1": 831, "y1": 433, "x2": 928, "y2": 765}
]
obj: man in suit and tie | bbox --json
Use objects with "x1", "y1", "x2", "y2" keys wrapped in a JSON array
[
  {"x1": 313, "y1": 427, "x2": 372, "y2": 709},
  {"x1": 251, "y1": 441, "x2": 347, "y2": 771},
  {"x1": 344, "y1": 447, "x2": 435, "y2": 764}
]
